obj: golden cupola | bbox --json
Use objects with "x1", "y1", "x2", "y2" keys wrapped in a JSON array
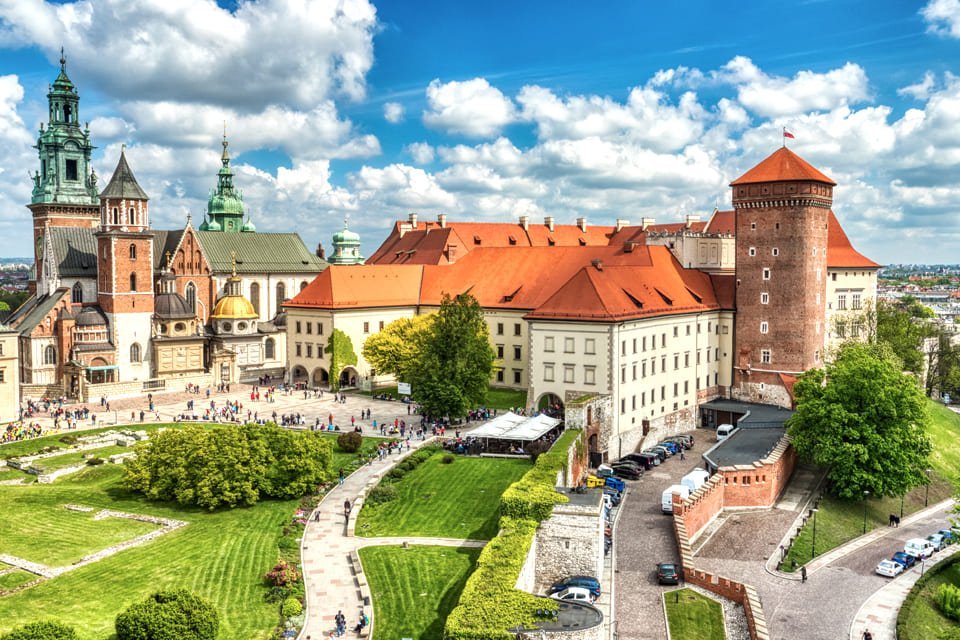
[{"x1": 211, "y1": 252, "x2": 258, "y2": 321}]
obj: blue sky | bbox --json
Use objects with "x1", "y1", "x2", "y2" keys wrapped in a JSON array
[{"x1": 0, "y1": 0, "x2": 959, "y2": 263}]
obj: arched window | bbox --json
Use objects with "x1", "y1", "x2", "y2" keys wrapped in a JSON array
[
  {"x1": 71, "y1": 282, "x2": 83, "y2": 304},
  {"x1": 265, "y1": 337, "x2": 275, "y2": 359},
  {"x1": 250, "y1": 282, "x2": 260, "y2": 315},
  {"x1": 130, "y1": 343, "x2": 141, "y2": 363},
  {"x1": 185, "y1": 282, "x2": 196, "y2": 311},
  {"x1": 44, "y1": 345, "x2": 56, "y2": 365},
  {"x1": 112, "y1": 207, "x2": 120, "y2": 225},
  {"x1": 129, "y1": 273, "x2": 137, "y2": 291},
  {"x1": 128, "y1": 208, "x2": 135, "y2": 224},
  {"x1": 129, "y1": 243, "x2": 137, "y2": 260},
  {"x1": 276, "y1": 282, "x2": 286, "y2": 304},
  {"x1": 300, "y1": 281, "x2": 308, "y2": 291}
]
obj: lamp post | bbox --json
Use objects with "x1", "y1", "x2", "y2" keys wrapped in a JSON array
[
  {"x1": 900, "y1": 493, "x2": 905, "y2": 520},
  {"x1": 811, "y1": 508, "x2": 819, "y2": 559},
  {"x1": 862, "y1": 490, "x2": 870, "y2": 535}
]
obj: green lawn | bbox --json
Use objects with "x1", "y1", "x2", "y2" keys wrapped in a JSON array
[
  {"x1": 359, "y1": 545, "x2": 481, "y2": 640},
  {"x1": 784, "y1": 398, "x2": 959, "y2": 571},
  {"x1": 356, "y1": 454, "x2": 530, "y2": 540},
  {"x1": 0, "y1": 569, "x2": 38, "y2": 592},
  {"x1": 0, "y1": 466, "x2": 30, "y2": 482},
  {"x1": 33, "y1": 445, "x2": 133, "y2": 473},
  {"x1": 664, "y1": 588, "x2": 725, "y2": 640},
  {"x1": 485, "y1": 387, "x2": 527, "y2": 411},
  {"x1": 898, "y1": 558, "x2": 960, "y2": 640}
]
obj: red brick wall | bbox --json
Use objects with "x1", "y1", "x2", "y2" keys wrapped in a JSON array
[
  {"x1": 96, "y1": 234, "x2": 155, "y2": 314},
  {"x1": 29, "y1": 203, "x2": 99, "y2": 286},
  {"x1": 170, "y1": 228, "x2": 213, "y2": 322},
  {"x1": 674, "y1": 476, "x2": 725, "y2": 538}
]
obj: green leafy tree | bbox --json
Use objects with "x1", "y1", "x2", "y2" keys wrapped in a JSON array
[
  {"x1": 787, "y1": 342, "x2": 932, "y2": 499},
  {"x1": 873, "y1": 297, "x2": 935, "y2": 375},
  {"x1": 409, "y1": 293, "x2": 495, "y2": 419},
  {"x1": 0, "y1": 621, "x2": 78, "y2": 640},
  {"x1": 326, "y1": 328, "x2": 358, "y2": 391},
  {"x1": 362, "y1": 314, "x2": 435, "y2": 383},
  {"x1": 259, "y1": 426, "x2": 334, "y2": 498},
  {"x1": 115, "y1": 590, "x2": 219, "y2": 640}
]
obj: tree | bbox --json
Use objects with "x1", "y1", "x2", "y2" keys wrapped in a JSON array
[
  {"x1": 336, "y1": 430, "x2": 363, "y2": 453},
  {"x1": 326, "y1": 329, "x2": 358, "y2": 391},
  {"x1": 787, "y1": 342, "x2": 932, "y2": 499},
  {"x1": 259, "y1": 426, "x2": 334, "y2": 499},
  {"x1": 115, "y1": 590, "x2": 218, "y2": 640},
  {"x1": 408, "y1": 293, "x2": 495, "y2": 419},
  {"x1": 362, "y1": 314, "x2": 435, "y2": 383},
  {"x1": 0, "y1": 621, "x2": 78, "y2": 640},
  {"x1": 873, "y1": 297, "x2": 935, "y2": 375}
]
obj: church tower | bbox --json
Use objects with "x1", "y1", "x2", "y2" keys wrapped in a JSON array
[
  {"x1": 95, "y1": 150, "x2": 154, "y2": 380},
  {"x1": 328, "y1": 218, "x2": 364, "y2": 265},
  {"x1": 731, "y1": 147, "x2": 834, "y2": 407},
  {"x1": 28, "y1": 51, "x2": 100, "y2": 291},
  {"x1": 199, "y1": 132, "x2": 251, "y2": 233}
]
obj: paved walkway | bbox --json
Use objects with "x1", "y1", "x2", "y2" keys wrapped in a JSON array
[{"x1": 297, "y1": 437, "x2": 489, "y2": 640}]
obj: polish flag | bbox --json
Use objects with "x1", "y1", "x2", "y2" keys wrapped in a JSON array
[{"x1": 783, "y1": 129, "x2": 795, "y2": 139}]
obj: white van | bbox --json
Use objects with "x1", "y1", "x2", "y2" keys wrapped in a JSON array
[
  {"x1": 716, "y1": 423, "x2": 736, "y2": 442},
  {"x1": 904, "y1": 538, "x2": 936, "y2": 559},
  {"x1": 681, "y1": 468, "x2": 711, "y2": 495},
  {"x1": 661, "y1": 484, "x2": 690, "y2": 514}
]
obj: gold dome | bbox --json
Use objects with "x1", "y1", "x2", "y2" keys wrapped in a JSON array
[{"x1": 211, "y1": 294, "x2": 258, "y2": 319}]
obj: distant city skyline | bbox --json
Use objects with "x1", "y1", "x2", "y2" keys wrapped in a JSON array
[{"x1": 0, "y1": 1, "x2": 958, "y2": 263}]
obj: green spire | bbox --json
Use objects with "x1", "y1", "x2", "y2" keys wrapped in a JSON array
[{"x1": 205, "y1": 125, "x2": 247, "y2": 233}]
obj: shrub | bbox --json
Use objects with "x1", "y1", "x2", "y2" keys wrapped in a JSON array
[
  {"x1": 86, "y1": 457, "x2": 106, "y2": 466},
  {"x1": 441, "y1": 454, "x2": 456, "y2": 464},
  {"x1": 281, "y1": 597, "x2": 303, "y2": 618},
  {"x1": 337, "y1": 431, "x2": 363, "y2": 453},
  {"x1": 0, "y1": 621, "x2": 79, "y2": 640},
  {"x1": 115, "y1": 590, "x2": 219, "y2": 640},
  {"x1": 264, "y1": 561, "x2": 301, "y2": 588},
  {"x1": 367, "y1": 484, "x2": 398, "y2": 505},
  {"x1": 59, "y1": 435, "x2": 79, "y2": 445},
  {"x1": 936, "y1": 583, "x2": 960, "y2": 621},
  {"x1": 386, "y1": 467, "x2": 407, "y2": 481}
]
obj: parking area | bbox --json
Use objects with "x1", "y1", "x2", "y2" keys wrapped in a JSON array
[{"x1": 612, "y1": 429, "x2": 711, "y2": 640}]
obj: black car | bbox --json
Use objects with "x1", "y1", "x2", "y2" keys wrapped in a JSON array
[
  {"x1": 548, "y1": 575, "x2": 601, "y2": 598},
  {"x1": 643, "y1": 448, "x2": 667, "y2": 462},
  {"x1": 612, "y1": 465, "x2": 642, "y2": 480},
  {"x1": 602, "y1": 488, "x2": 622, "y2": 505},
  {"x1": 657, "y1": 562, "x2": 680, "y2": 585},
  {"x1": 620, "y1": 453, "x2": 654, "y2": 470}
]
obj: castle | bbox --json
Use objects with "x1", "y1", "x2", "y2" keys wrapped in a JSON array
[{"x1": 6, "y1": 56, "x2": 329, "y2": 401}]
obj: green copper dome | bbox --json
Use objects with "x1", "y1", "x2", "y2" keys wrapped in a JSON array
[
  {"x1": 241, "y1": 217, "x2": 256, "y2": 232},
  {"x1": 204, "y1": 131, "x2": 248, "y2": 232},
  {"x1": 203, "y1": 216, "x2": 222, "y2": 232},
  {"x1": 329, "y1": 218, "x2": 364, "y2": 265},
  {"x1": 332, "y1": 226, "x2": 360, "y2": 243}
]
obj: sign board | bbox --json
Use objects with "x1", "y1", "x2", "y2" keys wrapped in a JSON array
[{"x1": 397, "y1": 382, "x2": 412, "y2": 395}]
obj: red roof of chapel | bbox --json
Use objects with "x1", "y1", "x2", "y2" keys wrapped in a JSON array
[{"x1": 731, "y1": 147, "x2": 836, "y2": 186}]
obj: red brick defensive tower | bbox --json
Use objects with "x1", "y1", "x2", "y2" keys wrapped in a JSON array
[{"x1": 731, "y1": 147, "x2": 835, "y2": 407}]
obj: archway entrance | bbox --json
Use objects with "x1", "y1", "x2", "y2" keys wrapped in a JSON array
[
  {"x1": 292, "y1": 366, "x2": 308, "y2": 386},
  {"x1": 537, "y1": 393, "x2": 565, "y2": 419},
  {"x1": 339, "y1": 366, "x2": 359, "y2": 389},
  {"x1": 312, "y1": 367, "x2": 329, "y2": 387}
]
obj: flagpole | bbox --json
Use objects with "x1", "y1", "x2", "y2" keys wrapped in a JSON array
[{"x1": 782, "y1": 126, "x2": 786, "y2": 148}]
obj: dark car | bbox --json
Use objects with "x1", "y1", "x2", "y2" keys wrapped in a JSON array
[
  {"x1": 612, "y1": 460, "x2": 644, "y2": 472},
  {"x1": 939, "y1": 529, "x2": 957, "y2": 545},
  {"x1": 641, "y1": 449, "x2": 663, "y2": 465},
  {"x1": 612, "y1": 465, "x2": 642, "y2": 480},
  {"x1": 602, "y1": 487, "x2": 622, "y2": 506},
  {"x1": 646, "y1": 447, "x2": 669, "y2": 461},
  {"x1": 891, "y1": 551, "x2": 917, "y2": 569},
  {"x1": 664, "y1": 435, "x2": 694, "y2": 449},
  {"x1": 620, "y1": 453, "x2": 654, "y2": 470},
  {"x1": 548, "y1": 575, "x2": 601, "y2": 598},
  {"x1": 657, "y1": 562, "x2": 680, "y2": 585},
  {"x1": 658, "y1": 441, "x2": 681, "y2": 455},
  {"x1": 651, "y1": 445, "x2": 673, "y2": 458}
]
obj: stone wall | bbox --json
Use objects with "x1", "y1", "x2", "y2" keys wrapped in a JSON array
[
  {"x1": 515, "y1": 533, "x2": 537, "y2": 593},
  {"x1": 21, "y1": 383, "x2": 64, "y2": 401},
  {"x1": 533, "y1": 499, "x2": 604, "y2": 593},
  {"x1": 82, "y1": 372, "x2": 213, "y2": 402}
]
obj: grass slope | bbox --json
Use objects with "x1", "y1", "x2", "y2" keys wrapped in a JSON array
[
  {"x1": 926, "y1": 401, "x2": 960, "y2": 485},
  {"x1": 898, "y1": 558, "x2": 960, "y2": 640},
  {"x1": 664, "y1": 589, "x2": 725, "y2": 640},
  {"x1": 356, "y1": 454, "x2": 530, "y2": 540},
  {"x1": 360, "y1": 545, "x2": 481, "y2": 640},
  {"x1": 0, "y1": 569, "x2": 36, "y2": 591}
]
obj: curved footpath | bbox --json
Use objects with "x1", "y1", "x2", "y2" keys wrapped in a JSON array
[{"x1": 297, "y1": 437, "x2": 490, "y2": 640}]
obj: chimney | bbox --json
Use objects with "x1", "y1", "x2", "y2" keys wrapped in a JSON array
[
  {"x1": 577, "y1": 217, "x2": 587, "y2": 232},
  {"x1": 519, "y1": 215, "x2": 529, "y2": 231},
  {"x1": 438, "y1": 213, "x2": 447, "y2": 228},
  {"x1": 544, "y1": 216, "x2": 554, "y2": 232},
  {"x1": 685, "y1": 214, "x2": 701, "y2": 229},
  {"x1": 591, "y1": 259, "x2": 603, "y2": 271},
  {"x1": 446, "y1": 243, "x2": 458, "y2": 263},
  {"x1": 408, "y1": 212, "x2": 418, "y2": 229},
  {"x1": 641, "y1": 217, "x2": 656, "y2": 231},
  {"x1": 615, "y1": 218, "x2": 630, "y2": 232}
]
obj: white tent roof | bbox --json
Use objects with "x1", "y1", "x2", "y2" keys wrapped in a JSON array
[{"x1": 468, "y1": 412, "x2": 562, "y2": 441}]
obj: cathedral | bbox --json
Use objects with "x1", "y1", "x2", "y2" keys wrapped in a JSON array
[{"x1": 7, "y1": 56, "x2": 331, "y2": 400}]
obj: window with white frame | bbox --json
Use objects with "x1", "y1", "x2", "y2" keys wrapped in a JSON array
[
  {"x1": 564, "y1": 337, "x2": 575, "y2": 353},
  {"x1": 584, "y1": 338, "x2": 595, "y2": 354},
  {"x1": 852, "y1": 293, "x2": 862, "y2": 310},
  {"x1": 544, "y1": 336, "x2": 555, "y2": 352},
  {"x1": 761, "y1": 292, "x2": 769, "y2": 304},
  {"x1": 563, "y1": 365, "x2": 575, "y2": 383},
  {"x1": 544, "y1": 364, "x2": 555, "y2": 382},
  {"x1": 760, "y1": 321, "x2": 769, "y2": 334},
  {"x1": 761, "y1": 349, "x2": 771, "y2": 364},
  {"x1": 772, "y1": 247, "x2": 779, "y2": 256},
  {"x1": 748, "y1": 247, "x2": 756, "y2": 256},
  {"x1": 762, "y1": 268, "x2": 771, "y2": 280},
  {"x1": 837, "y1": 294, "x2": 847, "y2": 310},
  {"x1": 584, "y1": 366, "x2": 596, "y2": 385}
]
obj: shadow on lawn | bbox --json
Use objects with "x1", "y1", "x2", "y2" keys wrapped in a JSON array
[{"x1": 421, "y1": 545, "x2": 481, "y2": 640}]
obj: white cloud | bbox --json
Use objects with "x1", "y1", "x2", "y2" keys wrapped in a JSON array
[
  {"x1": 405, "y1": 142, "x2": 435, "y2": 165},
  {"x1": 350, "y1": 163, "x2": 457, "y2": 209},
  {"x1": 922, "y1": 0, "x2": 960, "y2": 38},
  {"x1": 383, "y1": 102, "x2": 405, "y2": 123},
  {"x1": 898, "y1": 71, "x2": 937, "y2": 100},
  {"x1": 423, "y1": 77, "x2": 516, "y2": 137}
]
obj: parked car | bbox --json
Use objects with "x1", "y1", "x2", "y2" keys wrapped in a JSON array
[
  {"x1": 664, "y1": 434, "x2": 694, "y2": 449},
  {"x1": 620, "y1": 453, "x2": 654, "y2": 470},
  {"x1": 548, "y1": 576, "x2": 601, "y2": 598},
  {"x1": 649, "y1": 445, "x2": 672, "y2": 459},
  {"x1": 876, "y1": 559, "x2": 905, "y2": 577},
  {"x1": 938, "y1": 529, "x2": 956, "y2": 545},
  {"x1": 602, "y1": 488, "x2": 622, "y2": 506},
  {"x1": 904, "y1": 537, "x2": 936, "y2": 559},
  {"x1": 657, "y1": 562, "x2": 680, "y2": 585},
  {"x1": 658, "y1": 441, "x2": 681, "y2": 455},
  {"x1": 927, "y1": 533, "x2": 947, "y2": 552},
  {"x1": 551, "y1": 586, "x2": 595, "y2": 603},
  {"x1": 612, "y1": 465, "x2": 642, "y2": 480},
  {"x1": 641, "y1": 449, "x2": 663, "y2": 464},
  {"x1": 661, "y1": 485, "x2": 690, "y2": 513},
  {"x1": 716, "y1": 423, "x2": 736, "y2": 441},
  {"x1": 891, "y1": 551, "x2": 917, "y2": 569},
  {"x1": 604, "y1": 476, "x2": 626, "y2": 493}
]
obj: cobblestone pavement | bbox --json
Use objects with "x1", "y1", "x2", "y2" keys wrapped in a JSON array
[{"x1": 613, "y1": 430, "x2": 713, "y2": 640}]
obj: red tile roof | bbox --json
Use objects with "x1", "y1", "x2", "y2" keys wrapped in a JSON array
[
  {"x1": 827, "y1": 211, "x2": 880, "y2": 269},
  {"x1": 731, "y1": 147, "x2": 836, "y2": 186},
  {"x1": 286, "y1": 265, "x2": 424, "y2": 309},
  {"x1": 705, "y1": 210, "x2": 735, "y2": 235}
]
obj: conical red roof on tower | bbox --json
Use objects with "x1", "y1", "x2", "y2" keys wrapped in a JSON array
[{"x1": 731, "y1": 147, "x2": 836, "y2": 186}]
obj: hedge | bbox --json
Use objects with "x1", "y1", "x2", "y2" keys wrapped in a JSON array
[
  {"x1": 444, "y1": 429, "x2": 583, "y2": 640},
  {"x1": 897, "y1": 554, "x2": 960, "y2": 640},
  {"x1": 0, "y1": 621, "x2": 79, "y2": 640}
]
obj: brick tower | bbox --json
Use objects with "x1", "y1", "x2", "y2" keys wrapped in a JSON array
[
  {"x1": 731, "y1": 147, "x2": 835, "y2": 407},
  {"x1": 28, "y1": 51, "x2": 100, "y2": 292},
  {"x1": 95, "y1": 149, "x2": 154, "y2": 380}
]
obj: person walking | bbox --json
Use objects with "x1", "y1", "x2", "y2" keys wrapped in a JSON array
[
  {"x1": 338, "y1": 467, "x2": 345, "y2": 486},
  {"x1": 800, "y1": 565, "x2": 807, "y2": 583},
  {"x1": 344, "y1": 499, "x2": 351, "y2": 522}
]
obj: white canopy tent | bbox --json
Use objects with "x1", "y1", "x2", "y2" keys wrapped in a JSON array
[{"x1": 468, "y1": 412, "x2": 563, "y2": 442}]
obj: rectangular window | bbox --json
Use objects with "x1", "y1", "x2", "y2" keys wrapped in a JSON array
[
  {"x1": 65, "y1": 159, "x2": 78, "y2": 181},
  {"x1": 564, "y1": 365, "x2": 575, "y2": 383},
  {"x1": 673, "y1": 326, "x2": 679, "y2": 337},
  {"x1": 497, "y1": 322, "x2": 504, "y2": 335},
  {"x1": 661, "y1": 356, "x2": 666, "y2": 371},
  {"x1": 751, "y1": 222, "x2": 757, "y2": 230},
  {"x1": 514, "y1": 323, "x2": 522, "y2": 336},
  {"x1": 748, "y1": 247, "x2": 756, "y2": 256},
  {"x1": 621, "y1": 340, "x2": 626, "y2": 356},
  {"x1": 651, "y1": 359, "x2": 656, "y2": 375},
  {"x1": 686, "y1": 325, "x2": 691, "y2": 336},
  {"x1": 684, "y1": 380, "x2": 689, "y2": 394},
  {"x1": 722, "y1": 325, "x2": 729, "y2": 334},
  {"x1": 684, "y1": 353, "x2": 690, "y2": 367},
  {"x1": 760, "y1": 321, "x2": 769, "y2": 334},
  {"x1": 306, "y1": 344, "x2": 313, "y2": 358},
  {"x1": 852, "y1": 293, "x2": 862, "y2": 310},
  {"x1": 642, "y1": 392, "x2": 646, "y2": 406},
  {"x1": 296, "y1": 321, "x2": 302, "y2": 334},
  {"x1": 363, "y1": 322, "x2": 369, "y2": 333},
  {"x1": 632, "y1": 364, "x2": 637, "y2": 381},
  {"x1": 497, "y1": 345, "x2": 504, "y2": 358},
  {"x1": 762, "y1": 268, "x2": 771, "y2": 280},
  {"x1": 642, "y1": 361, "x2": 647, "y2": 377},
  {"x1": 761, "y1": 292, "x2": 769, "y2": 304},
  {"x1": 564, "y1": 337, "x2": 575, "y2": 353},
  {"x1": 852, "y1": 322, "x2": 862, "y2": 338},
  {"x1": 306, "y1": 322, "x2": 312, "y2": 334},
  {"x1": 836, "y1": 323, "x2": 846, "y2": 338},
  {"x1": 318, "y1": 322, "x2": 324, "y2": 335},
  {"x1": 379, "y1": 321, "x2": 384, "y2": 331},
  {"x1": 545, "y1": 336, "x2": 555, "y2": 352},
  {"x1": 761, "y1": 349, "x2": 771, "y2": 364},
  {"x1": 662, "y1": 333, "x2": 667, "y2": 348},
  {"x1": 544, "y1": 364, "x2": 555, "y2": 382},
  {"x1": 674, "y1": 354, "x2": 679, "y2": 370},
  {"x1": 496, "y1": 369, "x2": 504, "y2": 383},
  {"x1": 585, "y1": 338, "x2": 596, "y2": 355},
  {"x1": 621, "y1": 399, "x2": 626, "y2": 415},
  {"x1": 673, "y1": 382, "x2": 678, "y2": 397},
  {"x1": 514, "y1": 346, "x2": 522, "y2": 360},
  {"x1": 642, "y1": 336, "x2": 647, "y2": 351},
  {"x1": 296, "y1": 343, "x2": 302, "y2": 357},
  {"x1": 621, "y1": 368, "x2": 626, "y2": 383},
  {"x1": 0, "y1": 368, "x2": 4, "y2": 383},
  {"x1": 513, "y1": 369, "x2": 521, "y2": 384},
  {"x1": 706, "y1": 349, "x2": 711, "y2": 363},
  {"x1": 585, "y1": 367, "x2": 596, "y2": 385},
  {"x1": 632, "y1": 395, "x2": 636, "y2": 410},
  {"x1": 772, "y1": 247, "x2": 779, "y2": 256},
  {"x1": 837, "y1": 294, "x2": 847, "y2": 310}
]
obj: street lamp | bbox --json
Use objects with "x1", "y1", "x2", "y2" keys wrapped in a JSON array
[
  {"x1": 862, "y1": 490, "x2": 870, "y2": 535},
  {"x1": 811, "y1": 508, "x2": 819, "y2": 559}
]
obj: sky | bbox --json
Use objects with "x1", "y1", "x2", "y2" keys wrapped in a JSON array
[{"x1": 0, "y1": 1, "x2": 959, "y2": 264}]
